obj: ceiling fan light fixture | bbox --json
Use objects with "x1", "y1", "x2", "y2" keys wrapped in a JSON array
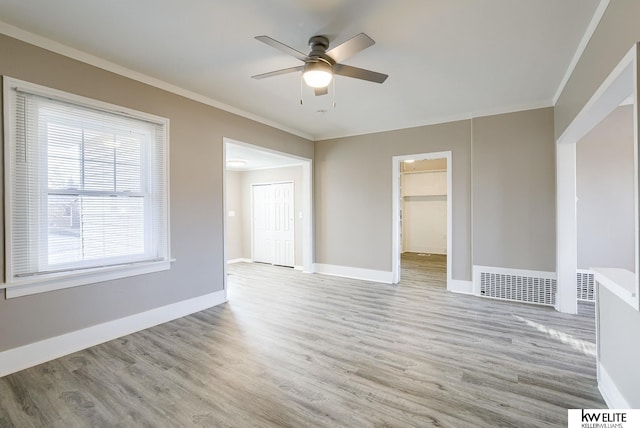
[
  {"x1": 252, "y1": 33, "x2": 387, "y2": 98},
  {"x1": 303, "y1": 59, "x2": 333, "y2": 88}
]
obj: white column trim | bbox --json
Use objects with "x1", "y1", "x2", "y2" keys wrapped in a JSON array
[{"x1": 314, "y1": 264, "x2": 393, "y2": 284}]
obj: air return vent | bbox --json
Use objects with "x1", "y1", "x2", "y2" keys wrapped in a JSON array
[
  {"x1": 473, "y1": 266, "x2": 557, "y2": 307},
  {"x1": 576, "y1": 269, "x2": 595, "y2": 302}
]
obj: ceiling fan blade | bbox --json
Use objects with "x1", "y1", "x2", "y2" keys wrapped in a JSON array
[
  {"x1": 333, "y1": 64, "x2": 388, "y2": 84},
  {"x1": 314, "y1": 87, "x2": 329, "y2": 96},
  {"x1": 255, "y1": 36, "x2": 307, "y2": 62},
  {"x1": 326, "y1": 33, "x2": 375, "y2": 63},
  {"x1": 251, "y1": 66, "x2": 304, "y2": 80}
]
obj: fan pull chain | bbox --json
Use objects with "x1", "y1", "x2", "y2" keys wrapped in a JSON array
[
  {"x1": 300, "y1": 74, "x2": 304, "y2": 105},
  {"x1": 332, "y1": 78, "x2": 336, "y2": 109}
]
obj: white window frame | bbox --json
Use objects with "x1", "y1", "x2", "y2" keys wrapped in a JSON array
[{"x1": 2, "y1": 77, "x2": 172, "y2": 298}]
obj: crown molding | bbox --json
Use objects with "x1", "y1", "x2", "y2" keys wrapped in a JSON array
[
  {"x1": 553, "y1": 0, "x2": 610, "y2": 105},
  {"x1": 0, "y1": 21, "x2": 313, "y2": 141}
]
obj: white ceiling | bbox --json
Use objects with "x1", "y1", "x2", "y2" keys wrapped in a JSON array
[
  {"x1": 226, "y1": 141, "x2": 305, "y2": 171},
  {"x1": 0, "y1": 0, "x2": 603, "y2": 141}
]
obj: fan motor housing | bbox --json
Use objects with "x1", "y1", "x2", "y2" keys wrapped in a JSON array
[{"x1": 308, "y1": 35, "x2": 333, "y2": 63}]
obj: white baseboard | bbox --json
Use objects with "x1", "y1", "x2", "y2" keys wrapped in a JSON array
[
  {"x1": 598, "y1": 362, "x2": 631, "y2": 409},
  {"x1": 0, "y1": 290, "x2": 227, "y2": 378},
  {"x1": 404, "y1": 248, "x2": 447, "y2": 256},
  {"x1": 227, "y1": 258, "x2": 252, "y2": 264},
  {"x1": 448, "y1": 279, "x2": 473, "y2": 294},
  {"x1": 314, "y1": 263, "x2": 393, "y2": 284}
]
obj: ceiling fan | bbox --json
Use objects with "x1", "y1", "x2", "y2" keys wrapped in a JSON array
[{"x1": 252, "y1": 33, "x2": 388, "y2": 96}]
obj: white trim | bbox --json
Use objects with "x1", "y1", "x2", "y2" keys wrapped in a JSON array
[
  {"x1": 314, "y1": 263, "x2": 393, "y2": 284},
  {"x1": 250, "y1": 180, "x2": 294, "y2": 186},
  {"x1": 596, "y1": 282, "x2": 601, "y2": 360},
  {"x1": 227, "y1": 258, "x2": 252, "y2": 265},
  {"x1": 301, "y1": 161, "x2": 314, "y2": 274},
  {"x1": 222, "y1": 141, "x2": 229, "y2": 292},
  {"x1": 592, "y1": 267, "x2": 638, "y2": 311},
  {"x1": 222, "y1": 142, "x2": 230, "y2": 292},
  {"x1": 316, "y1": 101, "x2": 552, "y2": 141},
  {"x1": 392, "y1": 151, "x2": 453, "y2": 291},
  {"x1": 449, "y1": 279, "x2": 473, "y2": 295},
  {"x1": 230, "y1": 163, "x2": 305, "y2": 173},
  {"x1": 598, "y1": 361, "x2": 631, "y2": 409},
  {"x1": 556, "y1": 142, "x2": 579, "y2": 314},
  {"x1": 0, "y1": 21, "x2": 312, "y2": 141},
  {"x1": 557, "y1": 46, "x2": 636, "y2": 146},
  {"x1": 401, "y1": 169, "x2": 447, "y2": 175},
  {"x1": 553, "y1": 0, "x2": 611, "y2": 104},
  {"x1": 0, "y1": 290, "x2": 226, "y2": 378},
  {"x1": 472, "y1": 265, "x2": 557, "y2": 279},
  {"x1": 4, "y1": 76, "x2": 169, "y2": 125},
  {"x1": 405, "y1": 248, "x2": 447, "y2": 256},
  {"x1": 5, "y1": 260, "x2": 173, "y2": 299}
]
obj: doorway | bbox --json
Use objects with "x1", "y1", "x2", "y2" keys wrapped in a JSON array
[
  {"x1": 556, "y1": 45, "x2": 638, "y2": 314},
  {"x1": 392, "y1": 151, "x2": 453, "y2": 289},
  {"x1": 223, "y1": 138, "x2": 313, "y2": 293}
]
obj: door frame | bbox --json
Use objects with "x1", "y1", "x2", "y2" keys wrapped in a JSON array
[
  {"x1": 222, "y1": 138, "x2": 314, "y2": 295},
  {"x1": 392, "y1": 151, "x2": 452, "y2": 288},
  {"x1": 556, "y1": 44, "x2": 638, "y2": 314}
]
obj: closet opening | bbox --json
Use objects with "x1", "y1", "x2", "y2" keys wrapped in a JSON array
[{"x1": 392, "y1": 151, "x2": 452, "y2": 290}]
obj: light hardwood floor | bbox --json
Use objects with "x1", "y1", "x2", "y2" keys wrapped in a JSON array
[{"x1": 0, "y1": 254, "x2": 604, "y2": 427}]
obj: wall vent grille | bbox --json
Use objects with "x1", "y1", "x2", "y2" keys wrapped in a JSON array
[
  {"x1": 577, "y1": 270, "x2": 595, "y2": 301},
  {"x1": 478, "y1": 270, "x2": 557, "y2": 306}
]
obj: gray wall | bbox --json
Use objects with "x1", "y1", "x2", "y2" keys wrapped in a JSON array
[
  {"x1": 315, "y1": 108, "x2": 556, "y2": 280},
  {"x1": 472, "y1": 108, "x2": 556, "y2": 271},
  {"x1": 599, "y1": 286, "x2": 640, "y2": 407},
  {"x1": 231, "y1": 166, "x2": 304, "y2": 266},
  {"x1": 225, "y1": 170, "x2": 244, "y2": 261},
  {"x1": 577, "y1": 105, "x2": 635, "y2": 271},
  {"x1": 0, "y1": 34, "x2": 313, "y2": 352},
  {"x1": 315, "y1": 120, "x2": 472, "y2": 280}
]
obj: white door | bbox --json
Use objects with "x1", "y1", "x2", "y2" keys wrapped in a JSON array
[{"x1": 252, "y1": 182, "x2": 294, "y2": 267}]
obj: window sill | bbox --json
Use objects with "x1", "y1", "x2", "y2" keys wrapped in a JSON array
[{"x1": 2, "y1": 259, "x2": 174, "y2": 299}]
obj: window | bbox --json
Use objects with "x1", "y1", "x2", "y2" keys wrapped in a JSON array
[{"x1": 3, "y1": 77, "x2": 170, "y2": 297}]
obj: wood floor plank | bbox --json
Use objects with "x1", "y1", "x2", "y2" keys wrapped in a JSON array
[{"x1": 0, "y1": 253, "x2": 604, "y2": 427}]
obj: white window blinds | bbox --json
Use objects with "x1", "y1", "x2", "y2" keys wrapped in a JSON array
[{"x1": 4, "y1": 78, "x2": 169, "y2": 283}]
